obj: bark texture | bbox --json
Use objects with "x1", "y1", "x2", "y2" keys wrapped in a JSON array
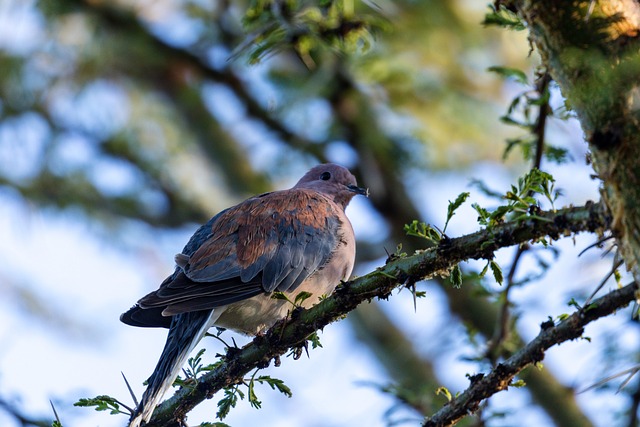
[{"x1": 513, "y1": 0, "x2": 640, "y2": 280}]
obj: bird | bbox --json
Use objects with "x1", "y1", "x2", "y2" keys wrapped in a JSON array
[{"x1": 121, "y1": 163, "x2": 367, "y2": 427}]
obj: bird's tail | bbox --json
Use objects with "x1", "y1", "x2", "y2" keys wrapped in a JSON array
[{"x1": 129, "y1": 309, "x2": 220, "y2": 427}]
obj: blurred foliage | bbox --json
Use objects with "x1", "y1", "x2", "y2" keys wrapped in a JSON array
[
  {"x1": 0, "y1": 0, "x2": 533, "y2": 232},
  {"x1": 4, "y1": 1, "x2": 635, "y2": 426}
]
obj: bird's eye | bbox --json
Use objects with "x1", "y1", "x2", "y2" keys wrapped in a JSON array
[{"x1": 320, "y1": 171, "x2": 331, "y2": 181}]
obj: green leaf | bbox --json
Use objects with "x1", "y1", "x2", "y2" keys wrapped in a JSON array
[
  {"x1": 308, "y1": 331, "x2": 323, "y2": 349},
  {"x1": 217, "y1": 372, "x2": 293, "y2": 420},
  {"x1": 444, "y1": 192, "x2": 470, "y2": 232},
  {"x1": 490, "y1": 205, "x2": 511, "y2": 224},
  {"x1": 271, "y1": 291, "x2": 290, "y2": 301},
  {"x1": 187, "y1": 348, "x2": 206, "y2": 375},
  {"x1": 255, "y1": 375, "x2": 293, "y2": 398},
  {"x1": 472, "y1": 203, "x2": 491, "y2": 226},
  {"x1": 435, "y1": 386, "x2": 452, "y2": 401},
  {"x1": 270, "y1": 291, "x2": 296, "y2": 306},
  {"x1": 567, "y1": 297, "x2": 582, "y2": 310},
  {"x1": 483, "y1": 5, "x2": 526, "y2": 30},
  {"x1": 216, "y1": 387, "x2": 239, "y2": 420},
  {"x1": 479, "y1": 260, "x2": 490, "y2": 277},
  {"x1": 247, "y1": 377, "x2": 262, "y2": 410},
  {"x1": 294, "y1": 291, "x2": 313, "y2": 305},
  {"x1": 451, "y1": 264, "x2": 463, "y2": 288},
  {"x1": 544, "y1": 145, "x2": 570, "y2": 164},
  {"x1": 469, "y1": 179, "x2": 503, "y2": 199},
  {"x1": 518, "y1": 168, "x2": 558, "y2": 208},
  {"x1": 404, "y1": 220, "x2": 442, "y2": 244},
  {"x1": 175, "y1": 348, "x2": 219, "y2": 386},
  {"x1": 490, "y1": 261, "x2": 503, "y2": 285},
  {"x1": 503, "y1": 136, "x2": 535, "y2": 161},
  {"x1": 74, "y1": 395, "x2": 127, "y2": 415},
  {"x1": 506, "y1": 92, "x2": 525, "y2": 114},
  {"x1": 614, "y1": 269, "x2": 622, "y2": 286},
  {"x1": 394, "y1": 243, "x2": 407, "y2": 257},
  {"x1": 499, "y1": 115, "x2": 532, "y2": 129},
  {"x1": 511, "y1": 379, "x2": 527, "y2": 388},
  {"x1": 488, "y1": 66, "x2": 528, "y2": 85}
]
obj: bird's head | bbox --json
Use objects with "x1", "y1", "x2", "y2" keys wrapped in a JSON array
[{"x1": 295, "y1": 163, "x2": 368, "y2": 208}]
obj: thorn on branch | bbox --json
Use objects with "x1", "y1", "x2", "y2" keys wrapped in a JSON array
[
  {"x1": 578, "y1": 235, "x2": 615, "y2": 257},
  {"x1": 540, "y1": 318, "x2": 555, "y2": 330},
  {"x1": 224, "y1": 345, "x2": 243, "y2": 362},
  {"x1": 438, "y1": 234, "x2": 452, "y2": 248},
  {"x1": 122, "y1": 372, "x2": 139, "y2": 408},
  {"x1": 290, "y1": 341, "x2": 309, "y2": 360},
  {"x1": 256, "y1": 358, "x2": 272, "y2": 370},
  {"x1": 467, "y1": 373, "x2": 485, "y2": 385}
]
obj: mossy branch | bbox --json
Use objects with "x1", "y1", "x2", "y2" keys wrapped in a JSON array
[{"x1": 145, "y1": 201, "x2": 610, "y2": 426}]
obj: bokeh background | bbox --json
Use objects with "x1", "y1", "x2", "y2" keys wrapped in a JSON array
[{"x1": 0, "y1": 1, "x2": 637, "y2": 426}]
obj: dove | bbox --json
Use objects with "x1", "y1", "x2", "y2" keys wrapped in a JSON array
[{"x1": 121, "y1": 163, "x2": 367, "y2": 427}]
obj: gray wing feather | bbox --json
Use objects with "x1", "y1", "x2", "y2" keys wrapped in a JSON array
[{"x1": 125, "y1": 191, "x2": 342, "y2": 322}]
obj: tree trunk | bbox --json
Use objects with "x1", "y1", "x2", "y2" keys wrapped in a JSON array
[{"x1": 513, "y1": 0, "x2": 640, "y2": 281}]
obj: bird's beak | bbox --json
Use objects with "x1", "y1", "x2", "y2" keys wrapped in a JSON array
[{"x1": 347, "y1": 184, "x2": 369, "y2": 197}]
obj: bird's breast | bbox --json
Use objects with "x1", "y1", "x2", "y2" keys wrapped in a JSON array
[{"x1": 215, "y1": 220, "x2": 356, "y2": 335}]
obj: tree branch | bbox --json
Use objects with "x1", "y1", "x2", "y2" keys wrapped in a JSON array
[
  {"x1": 145, "y1": 201, "x2": 609, "y2": 426},
  {"x1": 423, "y1": 280, "x2": 639, "y2": 427},
  {"x1": 443, "y1": 280, "x2": 596, "y2": 427}
]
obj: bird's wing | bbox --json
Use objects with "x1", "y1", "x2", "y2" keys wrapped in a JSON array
[{"x1": 134, "y1": 189, "x2": 342, "y2": 317}]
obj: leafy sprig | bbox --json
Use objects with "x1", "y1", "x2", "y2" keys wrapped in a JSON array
[
  {"x1": 404, "y1": 220, "x2": 443, "y2": 245},
  {"x1": 444, "y1": 192, "x2": 470, "y2": 233},
  {"x1": 479, "y1": 259, "x2": 504, "y2": 286},
  {"x1": 174, "y1": 348, "x2": 221, "y2": 387},
  {"x1": 74, "y1": 395, "x2": 132, "y2": 416},
  {"x1": 404, "y1": 170, "x2": 560, "y2": 288},
  {"x1": 239, "y1": 0, "x2": 389, "y2": 66},
  {"x1": 483, "y1": 4, "x2": 526, "y2": 31},
  {"x1": 404, "y1": 191, "x2": 471, "y2": 245},
  {"x1": 472, "y1": 168, "x2": 559, "y2": 227},
  {"x1": 216, "y1": 372, "x2": 292, "y2": 420},
  {"x1": 272, "y1": 290, "x2": 314, "y2": 306}
]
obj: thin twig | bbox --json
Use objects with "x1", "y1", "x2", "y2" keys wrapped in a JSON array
[
  {"x1": 580, "y1": 364, "x2": 640, "y2": 394},
  {"x1": 578, "y1": 235, "x2": 615, "y2": 257},
  {"x1": 584, "y1": 257, "x2": 624, "y2": 306},
  {"x1": 532, "y1": 71, "x2": 551, "y2": 171}
]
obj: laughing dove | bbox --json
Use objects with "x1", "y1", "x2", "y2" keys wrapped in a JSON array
[{"x1": 121, "y1": 163, "x2": 367, "y2": 427}]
